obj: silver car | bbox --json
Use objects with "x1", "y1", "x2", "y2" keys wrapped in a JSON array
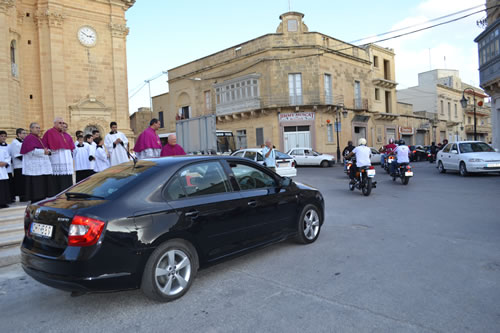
[{"x1": 437, "y1": 141, "x2": 500, "y2": 176}]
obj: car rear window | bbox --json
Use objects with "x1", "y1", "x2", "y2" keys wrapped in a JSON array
[
  {"x1": 275, "y1": 151, "x2": 292, "y2": 159},
  {"x1": 68, "y1": 161, "x2": 157, "y2": 199}
]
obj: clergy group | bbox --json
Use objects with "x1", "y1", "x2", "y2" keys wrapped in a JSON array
[{"x1": 0, "y1": 117, "x2": 185, "y2": 208}]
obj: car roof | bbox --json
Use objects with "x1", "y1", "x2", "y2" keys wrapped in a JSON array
[
  {"x1": 136, "y1": 155, "x2": 249, "y2": 168},
  {"x1": 234, "y1": 148, "x2": 263, "y2": 152}
]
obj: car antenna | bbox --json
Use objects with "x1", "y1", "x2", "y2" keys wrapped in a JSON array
[{"x1": 124, "y1": 148, "x2": 138, "y2": 168}]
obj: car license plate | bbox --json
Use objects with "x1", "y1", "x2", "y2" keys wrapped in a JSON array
[
  {"x1": 388, "y1": 159, "x2": 393, "y2": 163},
  {"x1": 30, "y1": 222, "x2": 53, "y2": 238},
  {"x1": 367, "y1": 169, "x2": 376, "y2": 177},
  {"x1": 487, "y1": 163, "x2": 500, "y2": 168},
  {"x1": 405, "y1": 172, "x2": 413, "y2": 176}
]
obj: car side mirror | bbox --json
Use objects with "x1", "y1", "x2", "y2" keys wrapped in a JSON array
[
  {"x1": 451, "y1": 150, "x2": 458, "y2": 154},
  {"x1": 279, "y1": 177, "x2": 292, "y2": 188}
]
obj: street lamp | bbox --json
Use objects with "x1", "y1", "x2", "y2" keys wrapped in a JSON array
[{"x1": 460, "y1": 88, "x2": 476, "y2": 141}]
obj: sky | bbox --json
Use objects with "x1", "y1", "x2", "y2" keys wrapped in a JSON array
[{"x1": 125, "y1": 0, "x2": 487, "y2": 114}]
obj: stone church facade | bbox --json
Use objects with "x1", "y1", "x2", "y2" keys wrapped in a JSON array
[{"x1": 0, "y1": 0, "x2": 135, "y2": 138}]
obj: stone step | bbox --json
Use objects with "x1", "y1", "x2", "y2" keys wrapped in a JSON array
[
  {"x1": 0, "y1": 232, "x2": 24, "y2": 249},
  {"x1": 0, "y1": 245, "x2": 21, "y2": 268},
  {"x1": 0, "y1": 222, "x2": 24, "y2": 235},
  {"x1": 0, "y1": 205, "x2": 27, "y2": 219}
]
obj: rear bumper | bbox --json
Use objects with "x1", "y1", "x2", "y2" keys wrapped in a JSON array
[
  {"x1": 276, "y1": 167, "x2": 297, "y2": 177},
  {"x1": 21, "y1": 246, "x2": 142, "y2": 293}
]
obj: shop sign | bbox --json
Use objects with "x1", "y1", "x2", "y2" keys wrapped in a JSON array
[
  {"x1": 399, "y1": 126, "x2": 414, "y2": 135},
  {"x1": 279, "y1": 112, "x2": 315, "y2": 122}
]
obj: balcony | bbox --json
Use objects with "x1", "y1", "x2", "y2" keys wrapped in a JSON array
[
  {"x1": 464, "y1": 124, "x2": 491, "y2": 134},
  {"x1": 215, "y1": 93, "x2": 345, "y2": 116},
  {"x1": 463, "y1": 105, "x2": 491, "y2": 117},
  {"x1": 372, "y1": 78, "x2": 398, "y2": 89},
  {"x1": 351, "y1": 98, "x2": 369, "y2": 111}
]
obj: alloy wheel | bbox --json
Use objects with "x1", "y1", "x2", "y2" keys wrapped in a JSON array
[
  {"x1": 154, "y1": 249, "x2": 192, "y2": 296},
  {"x1": 303, "y1": 209, "x2": 320, "y2": 240}
]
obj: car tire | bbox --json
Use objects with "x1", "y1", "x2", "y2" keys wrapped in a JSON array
[
  {"x1": 296, "y1": 204, "x2": 322, "y2": 244},
  {"x1": 459, "y1": 162, "x2": 468, "y2": 177},
  {"x1": 141, "y1": 239, "x2": 199, "y2": 302},
  {"x1": 438, "y1": 161, "x2": 446, "y2": 173},
  {"x1": 320, "y1": 160, "x2": 329, "y2": 168}
]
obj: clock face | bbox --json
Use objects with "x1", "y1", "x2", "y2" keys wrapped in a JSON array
[{"x1": 78, "y1": 26, "x2": 97, "y2": 47}]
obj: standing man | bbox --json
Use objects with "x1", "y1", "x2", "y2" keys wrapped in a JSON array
[
  {"x1": 0, "y1": 130, "x2": 14, "y2": 202},
  {"x1": 105, "y1": 122, "x2": 130, "y2": 166},
  {"x1": 42, "y1": 117, "x2": 74, "y2": 196},
  {"x1": 21, "y1": 123, "x2": 52, "y2": 203},
  {"x1": 74, "y1": 130, "x2": 83, "y2": 147},
  {"x1": 261, "y1": 138, "x2": 276, "y2": 172},
  {"x1": 9, "y1": 128, "x2": 27, "y2": 201},
  {"x1": 0, "y1": 142, "x2": 11, "y2": 208},
  {"x1": 160, "y1": 134, "x2": 186, "y2": 156},
  {"x1": 133, "y1": 118, "x2": 162, "y2": 159}
]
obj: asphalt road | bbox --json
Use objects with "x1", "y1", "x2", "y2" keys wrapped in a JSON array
[{"x1": 1, "y1": 162, "x2": 499, "y2": 332}]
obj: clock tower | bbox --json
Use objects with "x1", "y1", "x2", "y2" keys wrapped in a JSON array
[{"x1": 0, "y1": 0, "x2": 135, "y2": 139}]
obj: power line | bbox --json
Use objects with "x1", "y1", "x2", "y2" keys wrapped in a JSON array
[{"x1": 349, "y1": 4, "x2": 484, "y2": 44}]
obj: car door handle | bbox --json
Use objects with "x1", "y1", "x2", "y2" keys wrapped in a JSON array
[
  {"x1": 185, "y1": 210, "x2": 199, "y2": 218},
  {"x1": 247, "y1": 200, "x2": 257, "y2": 207}
]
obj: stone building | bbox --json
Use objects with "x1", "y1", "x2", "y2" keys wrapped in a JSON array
[
  {"x1": 153, "y1": 12, "x2": 440, "y2": 155},
  {"x1": 475, "y1": 0, "x2": 500, "y2": 148},
  {"x1": 129, "y1": 107, "x2": 152, "y2": 137},
  {"x1": 398, "y1": 69, "x2": 491, "y2": 144},
  {"x1": 1, "y1": 0, "x2": 135, "y2": 140}
]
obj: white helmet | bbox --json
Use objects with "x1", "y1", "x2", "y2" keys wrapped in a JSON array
[{"x1": 358, "y1": 138, "x2": 367, "y2": 146}]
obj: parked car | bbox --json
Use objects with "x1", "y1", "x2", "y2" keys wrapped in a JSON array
[
  {"x1": 21, "y1": 156, "x2": 324, "y2": 302},
  {"x1": 369, "y1": 147, "x2": 381, "y2": 164},
  {"x1": 409, "y1": 145, "x2": 428, "y2": 162},
  {"x1": 231, "y1": 148, "x2": 297, "y2": 177},
  {"x1": 286, "y1": 148, "x2": 335, "y2": 167},
  {"x1": 436, "y1": 141, "x2": 500, "y2": 176}
]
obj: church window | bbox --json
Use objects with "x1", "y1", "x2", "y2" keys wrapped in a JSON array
[{"x1": 11, "y1": 40, "x2": 18, "y2": 77}]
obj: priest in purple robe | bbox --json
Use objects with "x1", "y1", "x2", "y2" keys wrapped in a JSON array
[
  {"x1": 42, "y1": 117, "x2": 75, "y2": 196},
  {"x1": 133, "y1": 118, "x2": 162, "y2": 159},
  {"x1": 160, "y1": 134, "x2": 186, "y2": 157}
]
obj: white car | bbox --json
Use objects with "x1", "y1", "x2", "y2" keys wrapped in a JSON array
[
  {"x1": 286, "y1": 148, "x2": 335, "y2": 167},
  {"x1": 368, "y1": 147, "x2": 382, "y2": 165},
  {"x1": 437, "y1": 141, "x2": 500, "y2": 176},
  {"x1": 231, "y1": 148, "x2": 297, "y2": 177}
]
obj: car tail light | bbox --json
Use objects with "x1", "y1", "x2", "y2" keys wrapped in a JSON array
[
  {"x1": 413, "y1": 150, "x2": 416, "y2": 153},
  {"x1": 292, "y1": 160, "x2": 296, "y2": 168},
  {"x1": 68, "y1": 215, "x2": 105, "y2": 247},
  {"x1": 407, "y1": 165, "x2": 412, "y2": 170},
  {"x1": 369, "y1": 166, "x2": 375, "y2": 169}
]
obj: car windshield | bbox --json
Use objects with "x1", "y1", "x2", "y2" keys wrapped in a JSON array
[
  {"x1": 67, "y1": 161, "x2": 157, "y2": 199},
  {"x1": 459, "y1": 142, "x2": 495, "y2": 153},
  {"x1": 275, "y1": 151, "x2": 292, "y2": 159}
]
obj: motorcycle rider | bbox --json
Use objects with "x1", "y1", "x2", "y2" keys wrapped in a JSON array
[
  {"x1": 391, "y1": 139, "x2": 410, "y2": 176},
  {"x1": 381, "y1": 138, "x2": 397, "y2": 168},
  {"x1": 429, "y1": 141, "x2": 437, "y2": 162},
  {"x1": 342, "y1": 141, "x2": 355, "y2": 172},
  {"x1": 346, "y1": 138, "x2": 372, "y2": 184}
]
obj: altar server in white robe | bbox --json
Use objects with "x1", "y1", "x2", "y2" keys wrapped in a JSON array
[
  {"x1": 105, "y1": 121, "x2": 129, "y2": 166},
  {"x1": 9, "y1": 128, "x2": 27, "y2": 202},
  {"x1": 94, "y1": 137, "x2": 110, "y2": 172},
  {"x1": 0, "y1": 146, "x2": 11, "y2": 208},
  {"x1": 73, "y1": 135, "x2": 94, "y2": 182},
  {"x1": 20, "y1": 123, "x2": 52, "y2": 203},
  {"x1": 0, "y1": 130, "x2": 14, "y2": 202}
]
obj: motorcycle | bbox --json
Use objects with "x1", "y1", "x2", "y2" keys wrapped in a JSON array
[
  {"x1": 349, "y1": 165, "x2": 377, "y2": 196},
  {"x1": 392, "y1": 163, "x2": 413, "y2": 185},
  {"x1": 384, "y1": 155, "x2": 396, "y2": 174}
]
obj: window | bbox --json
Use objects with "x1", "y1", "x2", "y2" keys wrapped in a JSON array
[
  {"x1": 447, "y1": 102, "x2": 451, "y2": 119},
  {"x1": 375, "y1": 88, "x2": 380, "y2": 101},
  {"x1": 236, "y1": 129, "x2": 247, "y2": 149},
  {"x1": 454, "y1": 104, "x2": 457, "y2": 118},
  {"x1": 158, "y1": 111, "x2": 164, "y2": 128},
  {"x1": 385, "y1": 91, "x2": 391, "y2": 113},
  {"x1": 383, "y1": 59, "x2": 390, "y2": 80},
  {"x1": 166, "y1": 161, "x2": 230, "y2": 199},
  {"x1": 289, "y1": 73, "x2": 303, "y2": 105},
  {"x1": 324, "y1": 74, "x2": 332, "y2": 104},
  {"x1": 327, "y1": 123, "x2": 333, "y2": 143},
  {"x1": 181, "y1": 106, "x2": 190, "y2": 119},
  {"x1": 373, "y1": 55, "x2": 379, "y2": 68},
  {"x1": 440, "y1": 100, "x2": 444, "y2": 115},
  {"x1": 256, "y1": 128, "x2": 264, "y2": 147},
  {"x1": 244, "y1": 151, "x2": 256, "y2": 161},
  {"x1": 10, "y1": 40, "x2": 18, "y2": 77},
  {"x1": 230, "y1": 163, "x2": 276, "y2": 190},
  {"x1": 204, "y1": 91, "x2": 211, "y2": 111},
  {"x1": 442, "y1": 144, "x2": 451, "y2": 153},
  {"x1": 478, "y1": 28, "x2": 500, "y2": 66},
  {"x1": 288, "y1": 19, "x2": 298, "y2": 32},
  {"x1": 215, "y1": 74, "x2": 260, "y2": 106},
  {"x1": 468, "y1": 116, "x2": 471, "y2": 124},
  {"x1": 354, "y1": 81, "x2": 361, "y2": 108},
  {"x1": 233, "y1": 151, "x2": 244, "y2": 157}
]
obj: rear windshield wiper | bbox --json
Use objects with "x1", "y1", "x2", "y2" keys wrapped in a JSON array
[{"x1": 65, "y1": 192, "x2": 105, "y2": 200}]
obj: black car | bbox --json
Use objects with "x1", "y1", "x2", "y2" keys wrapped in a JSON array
[{"x1": 21, "y1": 156, "x2": 324, "y2": 302}]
